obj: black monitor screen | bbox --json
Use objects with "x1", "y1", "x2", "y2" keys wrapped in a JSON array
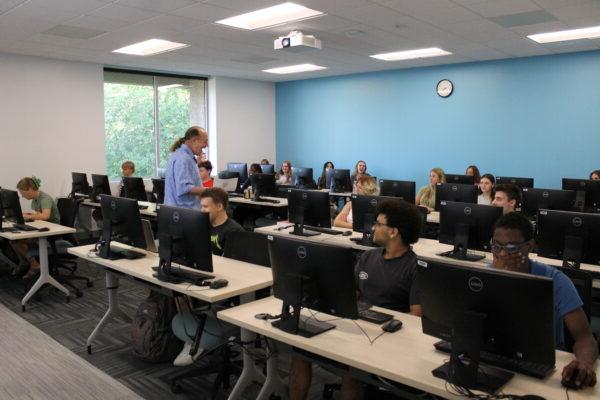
[
  {"x1": 91, "y1": 174, "x2": 111, "y2": 202},
  {"x1": 71, "y1": 172, "x2": 90, "y2": 196},
  {"x1": 122, "y1": 177, "x2": 147, "y2": 202},
  {"x1": 287, "y1": 189, "x2": 331, "y2": 229},
  {"x1": 260, "y1": 164, "x2": 275, "y2": 174},
  {"x1": 0, "y1": 189, "x2": 25, "y2": 225},
  {"x1": 251, "y1": 173, "x2": 276, "y2": 199},
  {"x1": 151, "y1": 178, "x2": 165, "y2": 204},
  {"x1": 496, "y1": 176, "x2": 534, "y2": 189},
  {"x1": 446, "y1": 174, "x2": 475, "y2": 185},
  {"x1": 378, "y1": 179, "x2": 415, "y2": 202},
  {"x1": 227, "y1": 162, "x2": 248, "y2": 183},
  {"x1": 536, "y1": 209, "x2": 600, "y2": 266},
  {"x1": 561, "y1": 178, "x2": 600, "y2": 210},
  {"x1": 351, "y1": 194, "x2": 402, "y2": 234},
  {"x1": 291, "y1": 167, "x2": 314, "y2": 188},
  {"x1": 331, "y1": 169, "x2": 352, "y2": 193},
  {"x1": 521, "y1": 188, "x2": 575, "y2": 217},
  {"x1": 435, "y1": 183, "x2": 478, "y2": 211},
  {"x1": 99, "y1": 195, "x2": 146, "y2": 258}
]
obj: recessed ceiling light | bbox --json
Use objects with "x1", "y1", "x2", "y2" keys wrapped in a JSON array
[
  {"x1": 113, "y1": 39, "x2": 189, "y2": 56},
  {"x1": 263, "y1": 64, "x2": 327, "y2": 74},
  {"x1": 528, "y1": 25, "x2": 600, "y2": 43},
  {"x1": 215, "y1": 2, "x2": 324, "y2": 30},
  {"x1": 370, "y1": 47, "x2": 452, "y2": 61}
]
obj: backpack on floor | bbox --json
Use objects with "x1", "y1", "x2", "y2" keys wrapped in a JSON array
[{"x1": 131, "y1": 291, "x2": 183, "y2": 363}]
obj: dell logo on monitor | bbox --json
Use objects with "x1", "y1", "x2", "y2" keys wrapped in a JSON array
[
  {"x1": 110, "y1": 200, "x2": 116, "y2": 210},
  {"x1": 452, "y1": 185, "x2": 458, "y2": 191},
  {"x1": 302, "y1": 192, "x2": 308, "y2": 200},
  {"x1": 297, "y1": 246, "x2": 307, "y2": 259},
  {"x1": 370, "y1": 199, "x2": 378, "y2": 207},
  {"x1": 572, "y1": 217, "x2": 583, "y2": 227},
  {"x1": 464, "y1": 207, "x2": 472, "y2": 216},
  {"x1": 542, "y1": 191, "x2": 549, "y2": 198},
  {"x1": 172, "y1": 212, "x2": 180, "y2": 223},
  {"x1": 468, "y1": 277, "x2": 483, "y2": 292}
]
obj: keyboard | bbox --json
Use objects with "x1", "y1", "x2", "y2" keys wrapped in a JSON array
[
  {"x1": 358, "y1": 309, "x2": 393, "y2": 324},
  {"x1": 162, "y1": 266, "x2": 215, "y2": 284},
  {"x1": 255, "y1": 198, "x2": 280, "y2": 204},
  {"x1": 434, "y1": 340, "x2": 555, "y2": 379},
  {"x1": 105, "y1": 247, "x2": 146, "y2": 260},
  {"x1": 11, "y1": 223, "x2": 39, "y2": 232},
  {"x1": 304, "y1": 226, "x2": 343, "y2": 235}
]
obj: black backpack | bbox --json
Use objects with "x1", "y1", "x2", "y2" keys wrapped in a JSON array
[{"x1": 131, "y1": 291, "x2": 183, "y2": 363}]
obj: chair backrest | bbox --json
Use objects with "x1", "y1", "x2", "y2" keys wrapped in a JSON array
[
  {"x1": 556, "y1": 266, "x2": 593, "y2": 352},
  {"x1": 223, "y1": 231, "x2": 270, "y2": 267},
  {"x1": 57, "y1": 197, "x2": 80, "y2": 228}
]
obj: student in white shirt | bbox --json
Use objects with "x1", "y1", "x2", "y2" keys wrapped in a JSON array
[{"x1": 477, "y1": 173, "x2": 495, "y2": 205}]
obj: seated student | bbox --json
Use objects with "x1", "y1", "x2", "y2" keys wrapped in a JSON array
[
  {"x1": 333, "y1": 176, "x2": 378, "y2": 229},
  {"x1": 261, "y1": 159, "x2": 269, "y2": 165},
  {"x1": 118, "y1": 160, "x2": 135, "y2": 197},
  {"x1": 492, "y1": 183, "x2": 521, "y2": 214},
  {"x1": 276, "y1": 160, "x2": 292, "y2": 185},
  {"x1": 317, "y1": 161, "x2": 335, "y2": 189},
  {"x1": 199, "y1": 188, "x2": 243, "y2": 256},
  {"x1": 290, "y1": 200, "x2": 423, "y2": 400},
  {"x1": 198, "y1": 160, "x2": 214, "y2": 188},
  {"x1": 415, "y1": 168, "x2": 445, "y2": 212},
  {"x1": 465, "y1": 165, "x2": 481, "y2": 185},
  {"x1": 478, "y1": 173, "x2": 495, "y2": 205},
  {"x1": 240, "y1": 163, "x2": 261, "y2": 191},
  {"x1": 11, "y1": 177, "x2": 61, "y2": 279},
  {"x1": 491, "y1": 212, "x2": 597, "y2": 387},
  {"x1": 590, "y1": 170, "x2": 600, "y2": 180},
  {"x1": 350, "y1": 160, "x2": 370, "y2": 188}
]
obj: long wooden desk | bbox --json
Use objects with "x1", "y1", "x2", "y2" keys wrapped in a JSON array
[
  {"x1": 0, "y1": 220, "x2": 76, "y2": 309},
  {"x1": 228, "y1": 195, "x2": 288, "y2": 208},
  {"x1": 67, "y1": 244, "x2": 284, "y2": 400},
  {"x1": 219, "y1": 296, "x2": 599, "y2": 399},
  {"x1": 81, "y1": 199, "x2": 158, "y2": 218},
  {"x1": 0, "y1": 303, "x2": 143, "y2": 399}
]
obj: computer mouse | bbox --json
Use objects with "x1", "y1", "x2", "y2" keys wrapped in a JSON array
[
  {"x1": 520, "y1": 395, "x2": 546, "y2": 400},
  {"x1": 381, "y1": 319, "x2": 403, "y2": 333},
  {"x1": 342, "y1": 230, "x2": 352, "y2": 236},
  {"x1": 561, "y1": 369, "x2": 581, "y2": 390},
  {"x1": 37, "y1": 227, "x2": 50, "y2": 232}
]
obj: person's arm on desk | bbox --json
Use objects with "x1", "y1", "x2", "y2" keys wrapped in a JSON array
[
  {"x1": 333, "y1": 202, "x2": 353, "y2": 229},
  {"x1": 24, "y1": 208, "x2": 51, "y2": 221},
  {"x1": 562, "y1": 308, "x2": 598, "y2": 387}
]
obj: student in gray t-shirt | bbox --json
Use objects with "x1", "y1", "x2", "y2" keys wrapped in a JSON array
[{"x1": 290, "y1": 199, "x2": 424, "y2": 400}]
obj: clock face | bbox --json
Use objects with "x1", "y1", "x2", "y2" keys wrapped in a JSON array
[{"x1": 436, "y1": 79, "x2": 453, "y2": 98}]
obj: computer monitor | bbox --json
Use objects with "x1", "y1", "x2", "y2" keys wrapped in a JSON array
[
  {"x1": 227, "y1": 162, "x2": 248, "y2": 183},
  {"x1": 260, "y1": 164, "x2": 275, "y2": 174},
  {"x1": 496, "y1": 176, "x2": 534, "y2": 189},
  {"x1": 438, "y1": 201, "x2": 503, "y2": 261},
  {"x1": 291, "y1": 167, "x2": 314, "y2": 189},
  {"x1": 218, "y1": 170, "x2": 240, "y2": 181},
  {"x1": 91, "y1": 174, "x2": 111, "y2": 202},
  {"x1": 445, "y1": 174, "x2": 475, "y2": 185},
  {"x1": 287, "y1": 189, "x2": 331, "y2": 237},
  {"x1": 151, "y1": 178, "x2": 165, "y2": 204},
  {"x1": 98, "y1": 195, "x2": 146, "y2": 260},
  {"x1": 330, "y1": 169, "x2": 352, "y2": 193},
  {"x1": 122, "y1": 177, "x2": 147, "y2": 202},
  {"x1": 71, "y1": 172, "x2": 90, "y2": 197},
  {"x1": 561, "y1": 178, "x2": 600, "y2": 211},
  {"x1": 268, "y1": 235, "x2": 358, "y2": 337},
  {"x1": 536, "y1": 209, "x2": 600, "y2": 268},
  {"x1": 378, "y1": 179, "x2": 415, "y2": 202},
  {"x1": 324, "y1": 169, "x2": 335, "y2": 190},
  {"x1": 251, "y1": 173, "x2": 276, "y2": 200},
  {"x1": 435, "y1": 183, "x2": 478, "y2": 211},
  {"x1": 0, "y1": 189, "x2": 25, "y2": 226},
  {"x1": 351, "y1": 194, "x2": 402, "y2": 246},
  {"x1": 521, "y1": 188, "x2": 575, "y2": 218},
  {"x1": 155, "y1": 205, "x2": 213, "y2": 283},
  {"x1": 418, "y1": 258, "x2": 555, "y2": 394}
]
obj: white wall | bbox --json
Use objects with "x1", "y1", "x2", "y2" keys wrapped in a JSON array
[
  {"x1": 208, "y1": 77, "x2": 275, "y2": 172},
  {"x1": 0, "y1": 53, "x2": 105, "y2": 203}
]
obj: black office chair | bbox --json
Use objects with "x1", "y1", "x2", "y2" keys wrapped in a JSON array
[
  {"x1": 49, "y1": 197, "x2": 93, "y2": 297},
  {"x1": 556, "y1": 266, "x2": 597, "y2": 353},
  {"x1": 224, "y1": 231, "x2": 271, "y2": 299}
]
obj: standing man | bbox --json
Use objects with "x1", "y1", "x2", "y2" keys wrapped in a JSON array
[{"x1": 164, "y1": 126, "x2": 208, "y2": 208}]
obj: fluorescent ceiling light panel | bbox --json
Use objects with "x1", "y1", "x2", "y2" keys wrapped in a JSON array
[
  {"x1": 215, "y1": 2, "x2": 324, "y2": 30},
  {"x1": 113, "y1": 39, "x2": 189, "y2": 56},
  {"x1": 263, "y1": 64, "x2": 326, "y2": 74},
  {"x1": 528, "y1": 25, "x2": 600, "y2": 43},
  {"x1": 370, "y1": 47, "x2": 452, "y2": 61}
]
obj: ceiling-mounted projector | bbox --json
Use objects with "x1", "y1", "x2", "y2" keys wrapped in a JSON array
[{"x1": 274, "y1": 31, "x2": 321, "y2": 51}]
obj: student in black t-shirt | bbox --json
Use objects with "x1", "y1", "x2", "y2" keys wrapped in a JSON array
[
  {"x1": 289, "y1": 199, "x2": 423, "y2": 400},
  {"x1": 199, "y1": 188, "x2": 243, "y2": 256}
]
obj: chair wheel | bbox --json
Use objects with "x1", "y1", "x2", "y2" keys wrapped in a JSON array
[
  {"x1": 21, "y1": 305, "x2": 26, "y2": 312},
  {"x1": 66, "y1": 295, "x2": 71, "y2": 303},
  {"x1": 171, "y1": 382, "x2": 183, "y2": 394},
  {"x1": 87, "y1": 345, "x2": 92, "y2": 354},
  {"x1": 87, "y1": 281, "x2": 94, "y2": 288}
]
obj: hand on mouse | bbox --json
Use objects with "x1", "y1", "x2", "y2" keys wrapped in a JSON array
[{"x1": 562, "y1": 359, "x2": 597, "y2": 388}]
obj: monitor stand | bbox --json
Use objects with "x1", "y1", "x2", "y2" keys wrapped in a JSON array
[
  {"x1": 574, "y1": 190, "x2": 586, "y2": 212},
  {"x1": 350, "y1": 218, "x2": 377, "y2": 247},
  {"x1": 289, "y1": 207, "x2": 320, "y2": 237},
  {"x1": 562, "y1": 235, "x2": 582, "y2": 269},
  {"x1": 272, "y1": 275, "x2": 335, "y2": 338},
  {"x1": 438, "y1": 223, "x2": 485, "y2": 261},
  {"x1": 432, "y1": 310, "x2": 513, "y2": 394}
]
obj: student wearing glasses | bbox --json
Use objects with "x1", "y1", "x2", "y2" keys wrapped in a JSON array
[{"x1": 490, "y1": 212, "x2": 597, "y2": 389}]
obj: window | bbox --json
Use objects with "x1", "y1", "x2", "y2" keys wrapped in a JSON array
[{"x1": 103, "y1": 70, "x2": 207, "y2": 179}]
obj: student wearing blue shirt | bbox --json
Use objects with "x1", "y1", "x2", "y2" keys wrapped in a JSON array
[
  {"x1": 164, "y1": 126, "x2": 208, "y2": 208},
  {"x1": 491, "y1": 212, "x2": 597, "y2": 388}
]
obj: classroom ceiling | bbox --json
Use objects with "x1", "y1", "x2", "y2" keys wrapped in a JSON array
[{"x1": 1, "y1": 0, "x2": 600, "y2": 82}]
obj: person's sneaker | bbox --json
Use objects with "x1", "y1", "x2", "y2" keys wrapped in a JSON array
[{"x1": 173, "y1": 342, "x2": 204, "y2": 367}]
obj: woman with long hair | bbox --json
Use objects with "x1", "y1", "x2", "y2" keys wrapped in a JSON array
[{"x1": 416, "y1": 168, "x2": 446, "y2": 212}]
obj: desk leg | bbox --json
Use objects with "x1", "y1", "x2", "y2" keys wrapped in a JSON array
[
  {"x1": 256, "y1": 338, "x2": 286, "y2": 400},
  {"x1": 86, "y1": 271, "x2": 131, "y2": 354},
  {"x1": 21, "y1": 237, "x2": 70, "y2": 310}
]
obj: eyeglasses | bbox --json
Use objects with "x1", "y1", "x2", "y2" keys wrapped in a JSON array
[
  {"x1": 372, "y1": 221, "x2": 389, "y2": 228},
  {"x1": 490, "y1": 240, "x2": 529, "y2": 254}
]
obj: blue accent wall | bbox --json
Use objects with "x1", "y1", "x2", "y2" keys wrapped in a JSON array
[{"x1": 275, "y1": 50, "x2": 600, "y2": 190}]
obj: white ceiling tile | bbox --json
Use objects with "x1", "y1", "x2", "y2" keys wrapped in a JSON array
[
  {"x1": 375, "y1": 0, "x2": 461, "y2": 13},
  {"x1": 547, "y1": 1, "x2": 600, "y2": 22},
  {"x1": 201, "y1": 0, "x2": 285, "y2": 13},
  {"x1": 332, "y1": 3, "x2": 415, "y2": 31},
  {"x1": 443, "y1": 17, "x2": 505, "y2": 35},
  {"x1": 510, "y1": 20, "x2": 569, "y2": 35},
  {"x1": 298, "y1": 0, "x2": 369, "y2": 14},
  {"x1": 169, "y1": 2, "x2": 238, "y2": 22},
  {"x1": 532, "y1": 0, "x2": 590, "y2": 8},
  {"x1": 87, "y1": 3, "x2": 160, "y2": 23},
  {"x1": 26, "y1": 0, "x2": 113, "y2": 14},
  {"x1": 456, "y1": 47, "x2": 510, "y2": 59},
  {"x1": 4, "y1": 2, "x2": 81, "y2": 22},
  {"x1": 463, "y1": 0, "x2": 541, "y2": 18},
  {"x1": 142, "y1": 14, "x2": 204, "y2": 32},
  {"x1": 0, "y1": 0, "x2": 27, "y2": 14},
  {"x1": 117, "y1": 0, "x2": 198, "y2": 13},
  {"x1": 66, "y1": 14, "x2": 133, "y2": 31}
]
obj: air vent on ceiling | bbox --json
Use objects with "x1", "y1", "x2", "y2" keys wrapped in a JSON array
[
  {"x1": 489, "y1": 10, "x2": 558, "y2": 28},
  {"x1": 42, "y1": 25, "x2": 106, "y2": 40}
]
